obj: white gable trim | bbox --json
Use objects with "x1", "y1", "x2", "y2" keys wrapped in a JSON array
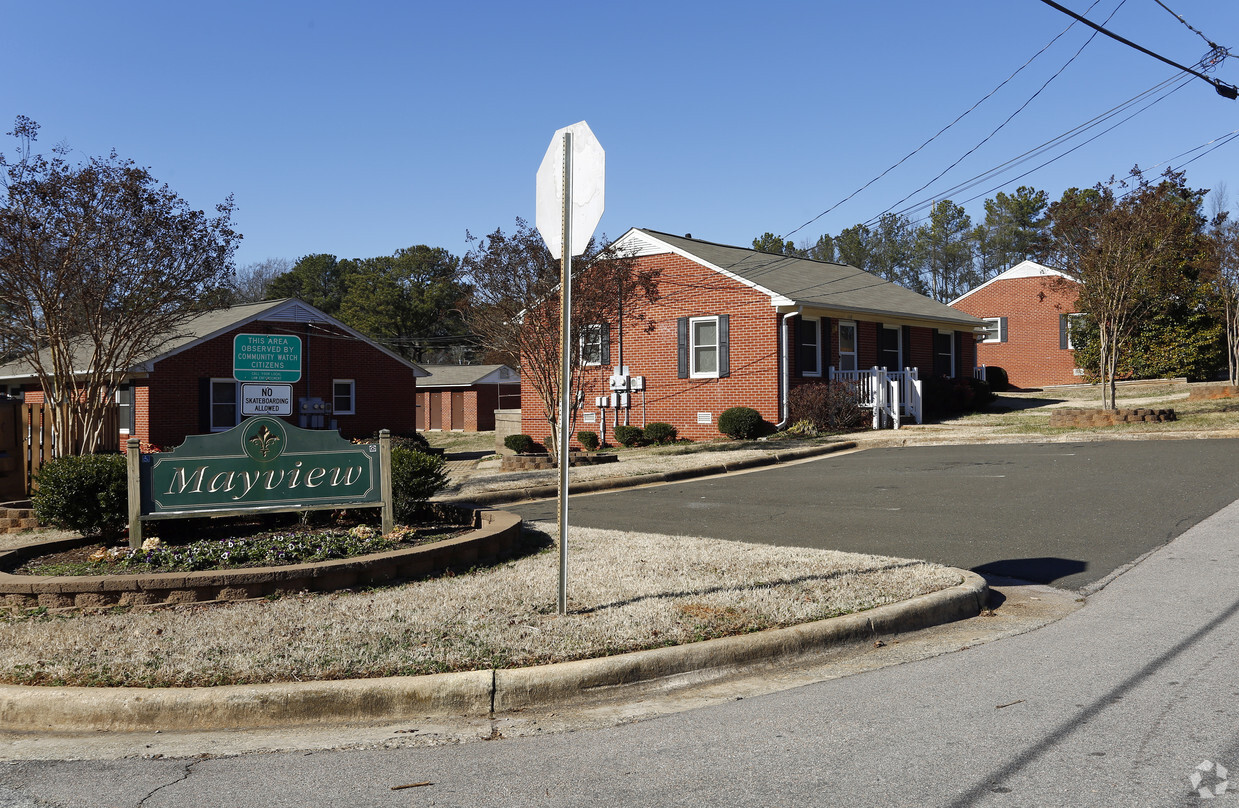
[
  {"x1": 613, "y1": 229, "x2": 794, "y2": 307},
  {"x1": 951, "y1": 260, "x2": 1076, "y2": 305}
]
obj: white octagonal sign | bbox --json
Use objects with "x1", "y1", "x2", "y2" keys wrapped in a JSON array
[{"x1": 536, "y1": 121, "x2": 604, "y2": 260}]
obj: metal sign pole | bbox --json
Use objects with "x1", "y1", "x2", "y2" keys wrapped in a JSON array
[{"x1": 556, "y1": 130, "x2": 573, "y2": 616}]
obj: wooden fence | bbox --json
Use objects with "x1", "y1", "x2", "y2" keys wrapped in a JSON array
[{"x1": 13, "y1": 403, "x2": 119, "y2": 497}]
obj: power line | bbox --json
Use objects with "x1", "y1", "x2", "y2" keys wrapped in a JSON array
[
  {"x1": 1151, "y1": 0, "x2": 1221, "y2": 50},
  {"x1": 779, "y1": 0, "x2": 1107, "y2": 242},
  {"x1": 1037, "y1": 0, "x2": 1238, "y2": 98},
  {"x1": 863, "y1": 0, "x2": 1129, "y2": 229}
]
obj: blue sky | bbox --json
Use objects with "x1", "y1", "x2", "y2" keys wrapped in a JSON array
[{"x1": 8, "y1": 1, "x2": 1239, "y2": 269}]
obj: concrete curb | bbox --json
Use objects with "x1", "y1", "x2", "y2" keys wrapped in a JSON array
[
  {"x1": 0, "y1": 570, "x2": 986, "y2": 732},
  {"x1": 440, "y1": 440, "x2": 860, "y2": 507}
]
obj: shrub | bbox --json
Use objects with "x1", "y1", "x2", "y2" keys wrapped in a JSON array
[
  {"x1": 504, "y1": 433, "x2": 534, "y2": 454},
  {"x1": 788, "y1": 382, "x2": 866, "y2": 431},
  {"x1": 390, "y1": 447, "x2": 449, "y2": 523},
  {"x1": 612, "y1": 425, "x2": 644, "y2": 447},
  {"x1": 718, "y1": 406, "x2": 770, "y2": 440},
  {"x1": 967, "y1": 377, "x2": 995, "y2": 407},
  {"x1": 643, "y1": 422, "x2": 677, "y2": 445},
  {"x1": 577, "y1": 430, "x2": 600, "y2": 451},
  {"x1": 32, "y1": 454, "x2": 127, "y2": 541},
  {"x1": 983, "y1": 366, "x2": 1009, "y2": 393}
]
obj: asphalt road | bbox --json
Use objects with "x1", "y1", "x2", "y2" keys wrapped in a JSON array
[{"x1": 511, "y1": 439, "x2": 1239, "y2": 590}]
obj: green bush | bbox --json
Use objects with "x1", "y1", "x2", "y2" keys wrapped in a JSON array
[
  {"x1": 577, "y1": 430, "x2": 600, "y2": 451},
  {"x1": 390, "y1": 447, "x2": 449, "y2": 523},
  {"x1": 718, "y1": 407, "x2": 769, "y2": 440},
  {"x1": 788, "y1": 382, "x2": 866, "y2": 431},
  {"x1": 983, "y1": 366, "x2": 1009, "y2": 392},
  {"x1": 923, "y1": 376, "x2": 994, "y2": 416},
  {"x1": 968, "y1": 377, "x2": 995, "y2": 407},
  {"x1": 504, "y1": 433, "x2": 534, "y2": 454},
  {"x1": 32, "y1": 454, "x2": 128, "y2": 541},
  {"x1": 643, "y1": 422, "x2": 677, "y2": 445},
  {"x1": 612, "y1": 425, "x2": 644, "y2": 447}
]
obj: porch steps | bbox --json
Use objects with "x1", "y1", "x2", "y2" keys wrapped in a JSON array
[{"x1": 0, "y1": 507, "x2": 38, "y2": 534}]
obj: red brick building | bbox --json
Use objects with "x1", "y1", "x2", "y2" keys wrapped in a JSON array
[
  {"x1": 950, "y1": 261, "x2": 1084, "y2": 389},
  {"x1": 416, "y1": 364, "x2": 521, "y2": 432},
  {"x1": 0, "y1": 299, "x2": 427, "y2": 450},
  {"x1": 520, "y1": 229, "x2": 985, "y2": 446}
]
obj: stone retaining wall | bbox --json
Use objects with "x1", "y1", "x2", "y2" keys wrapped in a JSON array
[
  {"x1": 0, "y1": 508, "x2": 522, "y2": 611},
  {"x1": 1187, "y1": 383, "x2": 1239, "y2": 401},
  {"x1": 1048, "y1": 407, "x2": 1176, "y2": 428},
  {"x1": 501, "y1": 453, "x2": 619, "y2": 471}
]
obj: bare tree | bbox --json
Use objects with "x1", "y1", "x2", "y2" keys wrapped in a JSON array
[
  {"x1": 0, "y1": 116, "x2": 239, "y2": 456},
  {"x1": 463, "y1": 219, "x2": 658, "y2": 462},
  {"x1": 232, "y1": 257, "x2": 290, "y2": 302},
  {"x1": 1044, "y1": 169, "x2": 1208, "y2": 409},
  {"x1": 1211, "y1": 218, "x2": 1239, "y2": 386}
]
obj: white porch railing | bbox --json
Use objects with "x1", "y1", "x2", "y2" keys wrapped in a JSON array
[
  {"x1": 828, "y1": 367, "x2": 922, "y2": 429},
  {"x1": 974, "y1": 365, "x2": 987, "y2": 381}
]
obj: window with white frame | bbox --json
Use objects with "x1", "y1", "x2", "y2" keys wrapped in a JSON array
[
  {"x1": 980, "y1": 317, "x2": 1007, "y2": 343},
  {"x1": 581, "y1": 324, "x2": 604, "y2": 366},
  {"x1": 210, "y1": 379, "x2": 239, "y2": 431},
  {"x1": 838, "y1": 321, "x2": 857, "y2": 372},
  {"x1": 1065, "y1": 313, "x2": 1087, "y2": 350},
  {"x1": 691, "y1": 316, "x2": 719, "y2": 377},
  {"x1": 115, "y1": 385, "x2": 134, "y2": 434},
  {"x1": 799, "y1": 316, "x2": 821, "y2": 376},
  {"x1": 333, "y1": 380, "x2": 355, "y2": 415}
]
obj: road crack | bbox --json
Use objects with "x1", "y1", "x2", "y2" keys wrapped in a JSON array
[{"x1": 135, "y1": 758, "x2": 203, "y2": 807}]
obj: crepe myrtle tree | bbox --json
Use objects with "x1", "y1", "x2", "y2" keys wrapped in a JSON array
[
  {"x1": 463, "y1": 219, "x2": 659, "y2": 462},
  {"x1": 1043, "y1": 168, "x2": 1210, "y2": 409},
  {"x1": 0, "y1": 116, "x2": 240, "y2": 456}
]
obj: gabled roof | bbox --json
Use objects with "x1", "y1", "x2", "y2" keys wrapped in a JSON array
[
  {"x1": 614, "y1": 229, "x2": 983, "y2": 329},
  {"x1": 950, "y1": 260, "x2": 1076, "y2": 306},
  {"x1": 0, "y1": 298, "x2": 429, "y2": 381},
  {"x1": 419, "y1": 364, "x2": 520, "y2": 387}
]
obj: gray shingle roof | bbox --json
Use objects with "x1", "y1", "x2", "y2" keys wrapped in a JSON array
[
  {"x1": 632, "y1": 229, "x2": 983, "y2": 329},
  {"x1": 419, "y1": 364, "x2": 519, "y2": 386},
  {"x1": 0, "y1": 299, "x2": 428, "y2": 380}
]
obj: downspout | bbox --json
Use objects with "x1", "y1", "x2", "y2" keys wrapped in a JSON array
[{"x1": 776, "y1": 311, "x2": 793, "y2": 429}]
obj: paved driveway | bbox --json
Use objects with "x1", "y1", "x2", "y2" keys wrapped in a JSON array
[{"x1": 511, "y1": 439, "x2": 1239, "y2": 590}]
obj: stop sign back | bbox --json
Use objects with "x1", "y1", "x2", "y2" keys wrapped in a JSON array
[{"x1": 535, "y1": 121, "x2": 604, "y2": 259}]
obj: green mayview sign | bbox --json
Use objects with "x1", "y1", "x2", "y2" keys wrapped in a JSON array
[{"x1": 140, "y1": 417, "x2": 378, "y2": 515}]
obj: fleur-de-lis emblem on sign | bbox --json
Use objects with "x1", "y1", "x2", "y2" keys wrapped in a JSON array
[{"x1": 248, "y1": 425, "x2": 281, "y2": 458}]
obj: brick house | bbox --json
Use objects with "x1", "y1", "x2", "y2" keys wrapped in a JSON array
[
  {"x1": 950, "y1": 260, "x2": 1084, "y2": 389},
  {"x1": 0, "y1": 298, "x2": 428, "y2": 451},
  {"x1": 520, "y1": 229, "x2": 985, "y2": 446},
  {"x1": 416, "y1": 364, "x2": 521, "y2": 432}
]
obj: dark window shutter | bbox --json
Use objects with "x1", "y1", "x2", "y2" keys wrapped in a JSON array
[
  {"x1": 198, "y1": 378, "x2": 211, "y2": 434},
  {"x1": 1059, "y1": 315, "x2": 1068, "y2": 349},
  {"x1": 1000, "y1": 316, "x2": 1009, "y2": 344},
  {"x1": 954, "y1": 332, "x2": 965, "y2": 378},
  {"x1": 600, "y1": 322, "x2": 611, "y2": 366},
  {"x1": 718, "y1": 314, "x2": 730, "y2": 378},
  {"x1": 823, "y1": 318, "x2": 832, "y2": 373},
  {"x1": 677, "y1": 317, "x2": 689, "y2": 379},
  {"x1": 126, "y1": 386, "x2": 136, "y2": 433},
  {"x1": 902, "y1": 325, "x2": 912, "y2": 370}
]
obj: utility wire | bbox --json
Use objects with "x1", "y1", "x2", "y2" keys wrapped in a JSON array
[
  {"x1": 1037, "y1": 0, "x2": 1238, "y2": 98},
  {"x1": 863, "y1": 0, "x2": 1128, "y2": 228},
  {"x1": 778, "y1": 0, "x2": 1106, "y2": 242},
  {"x1": 1151, "y1": 0, "x2": 1220, "y2": 49}
]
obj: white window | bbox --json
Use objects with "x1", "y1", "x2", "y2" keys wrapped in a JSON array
[
  {"x1": 1066, "y1": 313, "x2": 1086, "y2": 350},
  {"x1": 935, "y1": 330, "x2": 955, "y2": 378},
  {"x1": 838, "y1": 321, "x2": 857, "y2": 372},
  {"x1": 690, "y1": 316, "x2": 719, "y2": 378},
  {"x1": 115, "y1": 385, "x2": 133, "y2": 434},
  {"x1": 799, "y1": 316, "x2": 821, "y2": 377},
  {"x1": 980, "y1": 317, "x2": 1007, "y2": 344},
  {"x1": 210, "y1": 379, "x2": 239, "y2": 432},
  {"x1": 333, "y1": 380, "x2": 355, "y2": 415},
  {"x1": 581, "y1": 324, "x2": 604, "y2": 366}
]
